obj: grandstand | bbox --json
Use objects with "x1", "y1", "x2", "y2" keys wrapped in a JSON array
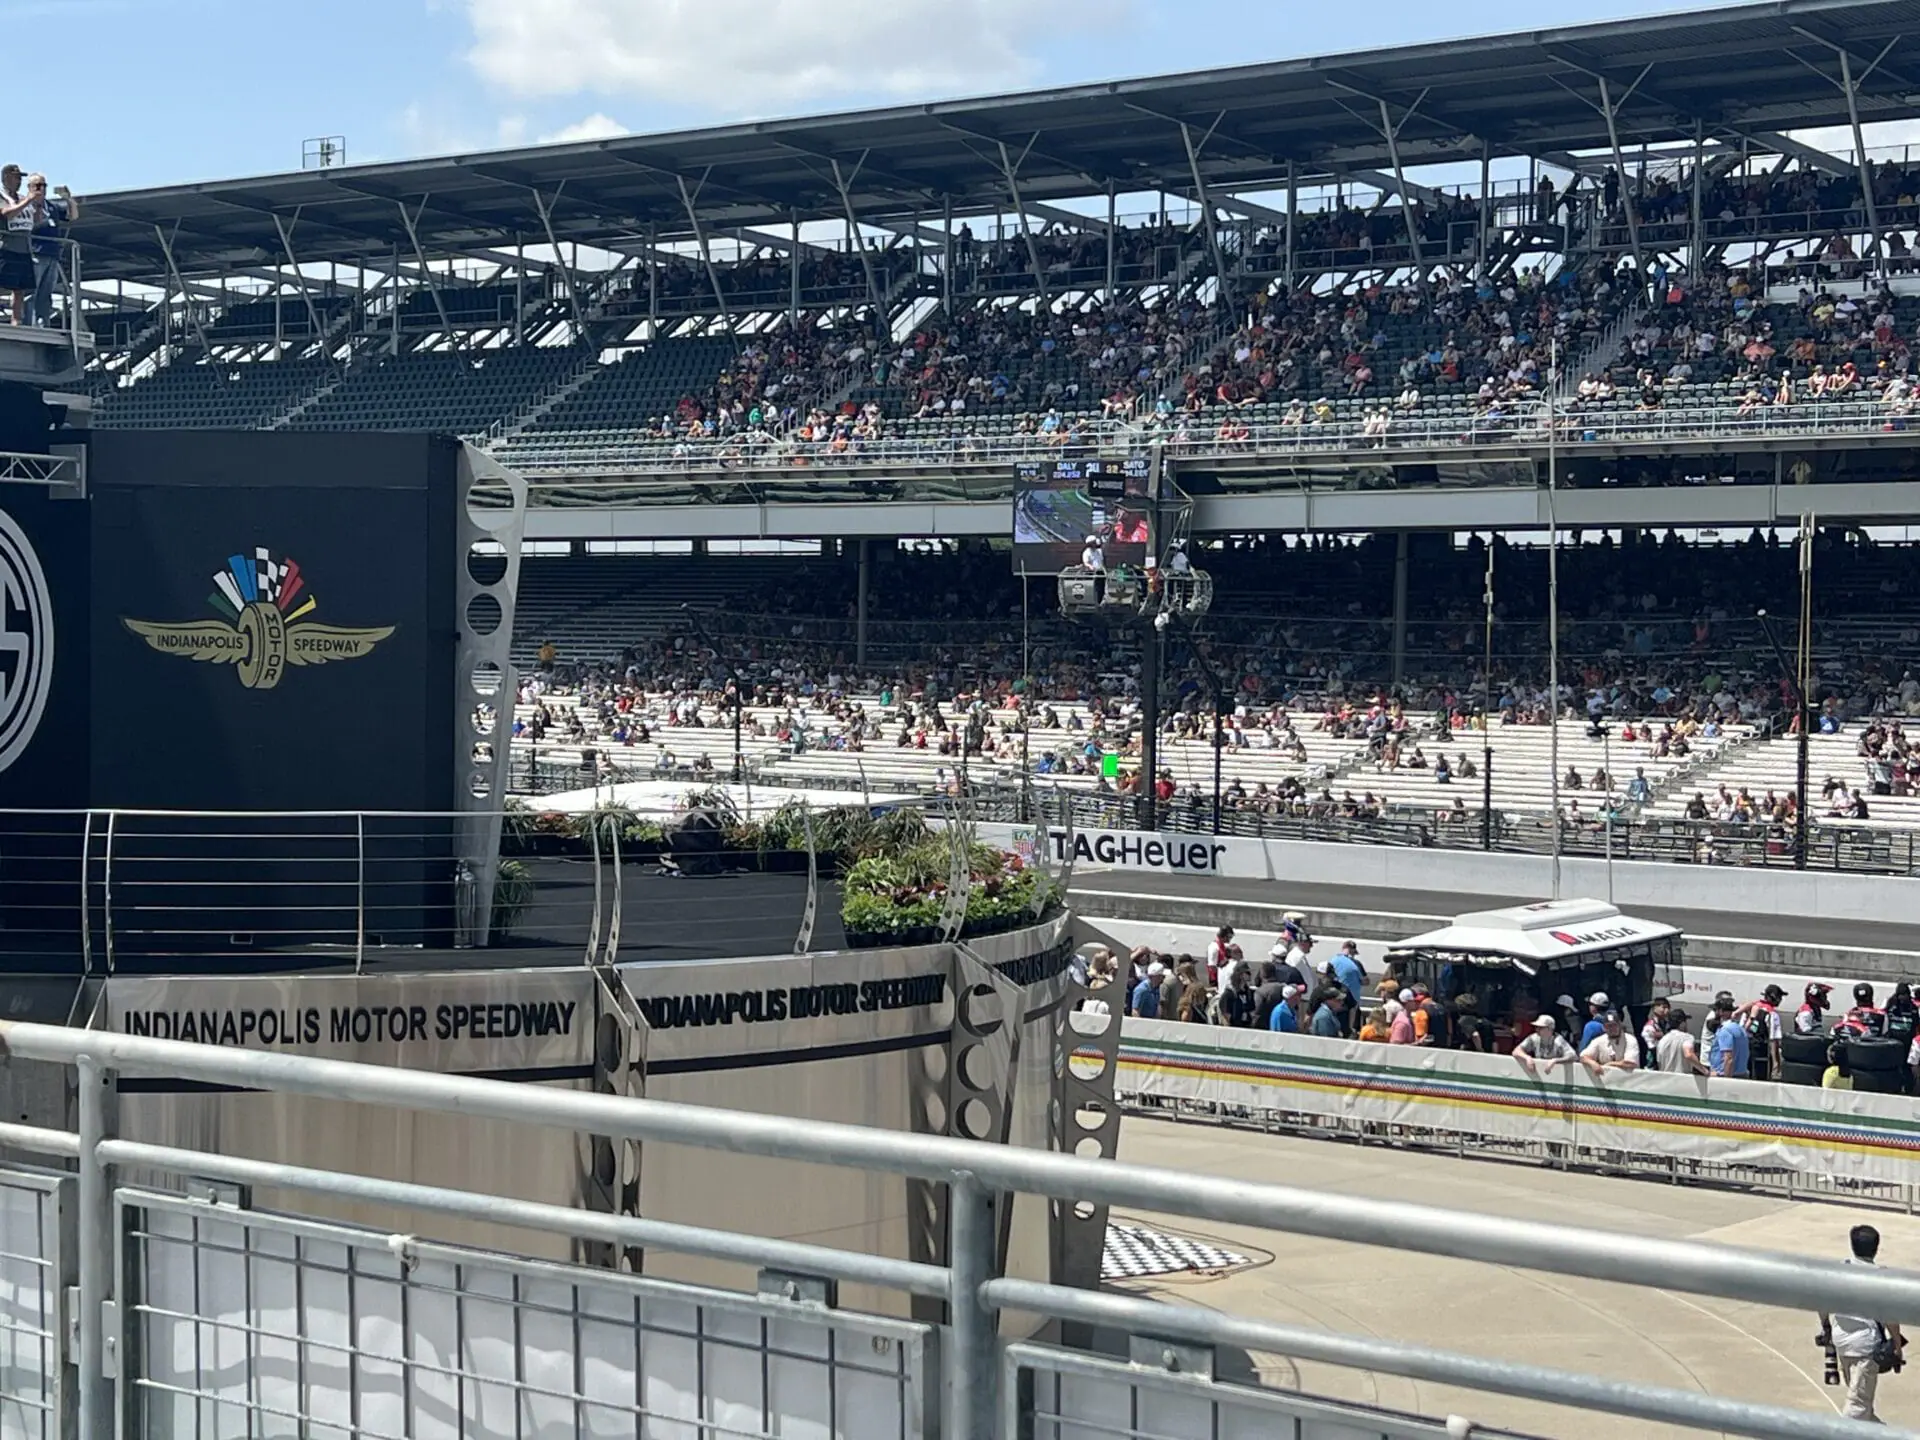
[{"x1": 44, "y1": 0, "x2": 1920, "y2": 871}]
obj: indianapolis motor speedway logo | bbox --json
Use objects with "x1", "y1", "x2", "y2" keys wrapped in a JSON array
[
  {"x1": 122, "y1": 546, "x2": 394, "y2": 691},
  {"x1": 0, "y1": 508, "x2": 54, "y2": 775}
]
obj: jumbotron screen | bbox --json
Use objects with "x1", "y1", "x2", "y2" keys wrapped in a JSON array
[{"x1": 1011, "y1": 457, "x2": 1152, "y2": 573}]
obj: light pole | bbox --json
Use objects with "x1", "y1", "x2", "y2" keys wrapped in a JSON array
[
  {"x1": 1546, "y1": 336, "x2": 1563, "y2": 898},
  {"x1": 1481, "y1": 539, "x2": 1495, "y2": 851},
  {"x1": 1756, "y1": 604, "x2": 1812, "y2": 870}
]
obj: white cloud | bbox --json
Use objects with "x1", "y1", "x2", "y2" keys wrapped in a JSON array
[
  {"x1": 460, "y1": 0, "x2": 1099, "y2": 107},
  {"x1": 540, "y1": 113, "x2": 629, "y2": 144}
]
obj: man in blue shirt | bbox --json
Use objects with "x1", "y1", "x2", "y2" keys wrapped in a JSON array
[
  {"x1": 1709, "y1": 995, "x2": 1750, "y2": 1077},
  {"x1": 1330, "y1": 941, "x2": 1366, "y2": 1009},
  {"x1": 1269, "y1": 984, "x2": 1303, "y2": 1033},
  {"x1": 1309, "y1": 990, "x2": 1346, "y2": 1037},
  {"x1": 1579, "y1": 992, "x2": 1611, "y2": 1049},
  {"x1": 1130, "y1": 964, "x2": 1163, "y2": 1019}
]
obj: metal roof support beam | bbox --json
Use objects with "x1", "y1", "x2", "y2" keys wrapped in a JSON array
[
  {"x1": 1179, "y1": 122, "x2": 1231, "y2": 302},
  {"x1": 828, "y1": 155, "x2": 883, "y2": 313},
  {"x1": 395, "y1": 198, "x2": 463, "y2": 352},
  {"x1": 1595, "y1": 74, "x2": 1647, "y2": 278},
  {"x1": 529, "y1": 184, "x2": 589, "y2": 335},
  {"x1": 270, "y1": 211, "x2": 329, "y2": 358},
  {"x1": 1376, "y1": 92, "x2": 1428, "y2": 269},
  {"x1": 675, "y1": 172, "x2": 731, "y2": 326},
  {"x1": 1023, "y1": 202, "x2": 1109, "y2": 236},
  {"x1": 151, "y1": 221, "x2": 212, "y2": 352},
  {"x1": 1839, "y1": 47, "x2": 1886, "y2": 265},
  {"x1": 996, "y1": 141, "x2": 1050, "y2": 306},
  {"x1": 1744, "y1": 131, "x2": 1855, "y2": 178}
]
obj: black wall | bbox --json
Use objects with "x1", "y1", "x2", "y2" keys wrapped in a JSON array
[
  {"x1": 0, "y1": 383, "x2": 88, "y2": 966},
  {"x1": 86, "y1": 431, "x2": 462, "y2": 954}
]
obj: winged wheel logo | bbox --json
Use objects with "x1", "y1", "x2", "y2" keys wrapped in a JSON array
[{"x1": 121, "y1": 547, "x2": 394, "y2": 692}]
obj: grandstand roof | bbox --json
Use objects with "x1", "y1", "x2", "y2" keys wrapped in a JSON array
[{"x1": 77, "y1": 0, "x2": 1920, "y2": 284}]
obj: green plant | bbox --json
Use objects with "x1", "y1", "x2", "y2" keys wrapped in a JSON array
[
  {"x1": 759, "y1": 800, "x2": 814, "y2": 854},
  {"x1": 491, "y1": 858, "x2": 535, "y2": 938},
  {"x1": 501, "y1": 799, "x2": 534, "y2": 849}
]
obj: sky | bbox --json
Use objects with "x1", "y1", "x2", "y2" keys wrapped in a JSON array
[{"x1": 13, "y1": 0, "x2": 1764, "y2": 194}]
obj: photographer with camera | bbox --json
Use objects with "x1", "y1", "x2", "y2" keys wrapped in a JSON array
[{"x1": 1817, "y1": 1224, "x2": 1906, "y2": 1421}]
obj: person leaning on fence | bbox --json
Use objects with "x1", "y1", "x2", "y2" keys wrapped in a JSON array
[
  {"x1": 1581, "y1": 1011, "x2": 1641, "y2": 1077},
  {"x1": 1817, "y1": 1224, "x2": 1906, "y2": 1422},
  {"x1": 1513, "y1": 1014, "x2": 1576, "y2": 1077}
]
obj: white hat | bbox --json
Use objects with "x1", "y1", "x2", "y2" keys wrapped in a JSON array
[
  {"x1": 1398, "y1": 988, "x2": 1416, "y2": 1003},
  {"x1": 1531, "y1": 1014, "x2": 1556, "y2": 1029},
  {"x1": 1281, "y1": 984, "x2": 1302, "y2": 999},
  {"x1": 1147, "y1": 962, "x2": 1166, "y2": 978},
  {"x1": 1269, "y1": 941, "x2": 1290, "y2": 958},
  {"x1": 1588, "y1": 991, "x2": 1610, "y2": 1007},
  {"x1": 1555, "y1": 994, "x2": 1576, "y2": 1008}
]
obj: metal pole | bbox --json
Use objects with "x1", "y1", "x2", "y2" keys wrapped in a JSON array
[
  {"x1": 1138, "y1": 613, "x2": 1162, "y2": 832},
  {"x1": 1478, "y1": 142, "x2": 1492, "y2": 271},
  {"x1": 1482, "y1": 541, "x2": 1495, "y2": 851},
  {"x1": 1798, "y1": 517, "x2": 1814, "y2": 869},
  {"x1": 355, "y1": 812, "x2": 366, "y2": 973},
  {"x1": 1390, "y1": 531, "x2": 1409, "y2": 689},
  {"x1": 856, "y1": 538, "x2": 870, "y2": 670},
  {"x1": 947, "y1": 1174, "x2": 997, "y2": 1440},
  {"x1": 790, "y1": 210, "x2": 801, "y2": 325},
  {"x1": 942, "y1": 195, "x2": 953, "y2": 311},
  {"x1": 1284, "y1": 161, "x2": 1297, "y2": 289},
  {"x1": 75, "y1": 1054, "x2": 113, "y2": 1440},
  {"x1": 1105, "y1": 183, "x2": 1117, "y2": 299},
  {"x1": 997, "y1": 144, "x2": 1050, "y2": 305},
  {"x1": 1020, "y1": 571, "x2": 1033, "y2": 824},
  {"x1": 1548, "y1": 337, "x2": 1562, "y2": 898},
  {"x1": 1691, "y1": 120, "x2": 1706, "y2": 273}
]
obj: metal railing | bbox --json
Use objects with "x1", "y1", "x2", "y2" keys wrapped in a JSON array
[
  {"x1": 0, "y1": 1020, "x2": 1912, "y2": 1439},
  {"x1": 501, "y1": 397, "x2": 1917, "y2": 492}
]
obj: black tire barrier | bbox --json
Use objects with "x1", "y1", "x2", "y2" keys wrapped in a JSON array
[
  {"x1": 1782, "y1": 1032, "x2": 1831, "y2": 1067},
  {"x1": 1777, "y1": 1060, "x2": 1826, "y2": 1087},
  {"x1": 1847, "y1": 1038, "x2": 1907, "y2": 1074},
  {"x1": 1852, "y1": 1066, "x2": 1906, "y2": 1095}
]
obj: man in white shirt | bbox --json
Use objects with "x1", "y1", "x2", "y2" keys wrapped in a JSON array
[
  {"x1": 1513, "y1": 1015, "x2": 1576, "y2": 1077},
  {"x1": 1655, "y1": 1009, "x2": 1709, "y2": 1074},
  {"x1": 1581, "y1": 1011, "x2": 1641, "y2": 1077},
  {"x1": 1819, "y1": 1224, "x2": 1904, "y2": 1421}
]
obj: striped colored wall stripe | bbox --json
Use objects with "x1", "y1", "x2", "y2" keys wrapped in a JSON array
[{"x1": 1114, "y1": 1032, "x2": 1920, "y2": 1173}]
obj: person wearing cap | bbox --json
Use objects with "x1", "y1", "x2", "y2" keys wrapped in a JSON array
[
  {"x1": 1581, "y1": 1010, "x2": 1641, "y2": 1077},
  {"x1": 1655, "y1": 1009, "x2": 1709, "y2": 1075},
  {"x1": 1206, "y1": 926, "x2": 1237, "y2": 986},
  {"x1": 1388, "y1": 993, "x2": 1416, "y2": 1045},
  {"x1": 1514, "y1": 1014, "x2": 1576, "y2": 1077},
  {"x1": 1409, "y1": 983, "x2": 1448, "y2": 1047},
  {"x1": 1708, "y1": 993, "x2": 1751, "y2": 1077},
  {"x1": 1553, "y1": 993, "x2": 1583, "y2": 1042},
  {"x1": 1269, "y1": 983, "x2": 1305, "y2": 1034},
  {"x1": 1130, "y1": 962, "x2": 1164, "y2": 1019},
  {"x1": 1266, "y1": 941, "x2": 1308, "y2": 993},
  {"x1": 1329, "y1": 939, "x2": 1367, "y2": 1012},
  {"x1": 1727, "y1": 985, "x2": 1787, "y2": 1080},
  {"x1": 1579, "y1": 992, "x2": 1611, "y2": 1050}
]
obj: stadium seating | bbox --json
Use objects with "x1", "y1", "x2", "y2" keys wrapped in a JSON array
[
  {"x1": 93, "y1": 356, "x2": 335, "y2": 430},
  {"x1": 288, "y1": 345, "x2": 587, "y2": 436}
]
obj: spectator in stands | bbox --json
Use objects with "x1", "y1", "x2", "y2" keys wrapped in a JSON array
[{"x1": 1581, "y1": 1010, "x2": 1641, "y2": 1076}]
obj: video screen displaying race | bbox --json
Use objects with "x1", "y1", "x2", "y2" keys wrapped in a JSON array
[{"x1": 1011, "y1": 457, "x2": 1153, "y2": 574}]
